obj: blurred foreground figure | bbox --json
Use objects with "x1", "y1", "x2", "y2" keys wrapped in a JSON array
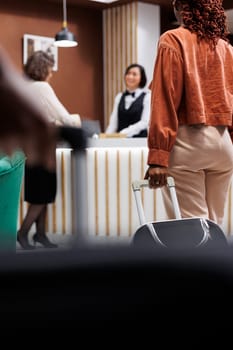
[{"x1": 0, "y1": 46, "x2": 57, "y2": 170}]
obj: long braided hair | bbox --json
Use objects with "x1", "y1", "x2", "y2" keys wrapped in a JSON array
[{"x1": 174, "y1": 0, "x2": 229, "y2": 47}]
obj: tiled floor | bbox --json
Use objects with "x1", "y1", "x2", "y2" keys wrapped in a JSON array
[
  {"x1": 17, "y1": 231, "x2": 233, "y2": 252},
  {"x1": 16, "y1": 232, "x2": 74, "y2": 253},
  {"x1": 16, "y1": 232, "x2": 132, "y2": 253}
]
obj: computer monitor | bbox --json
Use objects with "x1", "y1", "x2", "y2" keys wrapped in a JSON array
[{"x1": 81, "y1": 119, "x2": 101, "y2": 138}]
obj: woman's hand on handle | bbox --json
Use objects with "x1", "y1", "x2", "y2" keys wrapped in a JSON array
[{"x1": 144, "y1": 165, "x2": 168, "y2": 188}]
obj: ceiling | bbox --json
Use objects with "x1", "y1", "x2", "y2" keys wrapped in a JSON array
[
  {"x1": 47, "y1": 0, "x2": 233, "y2": 33},
  {"x1": 47, "y1": 0, "x2": 233, "y2": 10}
]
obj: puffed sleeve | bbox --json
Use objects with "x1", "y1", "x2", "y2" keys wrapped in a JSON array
[{"x1": 147, "y1": 35, "x2": 184, "y2": 167}]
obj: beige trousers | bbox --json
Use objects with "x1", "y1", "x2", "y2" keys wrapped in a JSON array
[{"x1": 161, "y1": 125, "x2": 233, "y2": 225}]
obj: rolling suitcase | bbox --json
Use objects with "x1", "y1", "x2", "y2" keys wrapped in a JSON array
[{"x1": 131, "y1": 177, "x2": 228, "y2": 249}]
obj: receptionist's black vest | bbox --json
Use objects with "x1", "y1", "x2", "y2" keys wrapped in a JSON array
[{"x1": 117, "y1": 92, "x2": 147, "y2": 137}]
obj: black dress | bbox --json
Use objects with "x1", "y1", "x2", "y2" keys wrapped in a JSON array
[{"x1": 24, "y1": 164, "x2": 57, "y2": 204}]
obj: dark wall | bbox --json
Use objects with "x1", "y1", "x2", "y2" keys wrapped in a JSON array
[
  {"x1": 0, "y1": 0, "x2": 103, "y2": 125},
  {"x1": 228, "y1": 34, "x2": 233, "y2": 46},
  {"x1": 160, "y1": 5, "x2": 179, "y2": 34}
]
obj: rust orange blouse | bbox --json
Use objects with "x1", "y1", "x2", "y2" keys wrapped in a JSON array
[{"x1": 148, "y1": 26, "x2": 233, "y2": 167}]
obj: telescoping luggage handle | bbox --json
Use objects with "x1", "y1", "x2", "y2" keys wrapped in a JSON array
[
  {"x1": 132, "y1": 177, "x2": 210, "y2": 247},
  {"x1": 132, "y1": 177, "x2": 182, "y2": 223}
]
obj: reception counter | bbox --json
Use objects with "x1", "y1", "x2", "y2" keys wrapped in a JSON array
[{"x1": 18, "y1": 138, "x2": 233, "y2": 241}]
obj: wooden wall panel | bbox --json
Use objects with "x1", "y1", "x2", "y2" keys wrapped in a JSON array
[{"x1": 103, "y1": 2, "x2": 138, "y2": 128}]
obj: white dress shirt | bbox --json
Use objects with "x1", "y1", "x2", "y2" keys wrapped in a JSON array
[{"x1": 105, "y1": 88, "x2": 151, "y2": 137}]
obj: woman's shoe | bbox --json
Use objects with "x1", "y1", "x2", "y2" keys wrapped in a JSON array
[
  {"x1": 17, "y1": 233, "x2": 35, "y2": 250},
  {"x1": 32, "y1": 233, "x2": 58, "y2": 248}
]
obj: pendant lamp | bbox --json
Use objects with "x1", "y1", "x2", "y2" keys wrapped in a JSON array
[{"x1": 54, "y1": 0, "x2": 78, "y2": 47}]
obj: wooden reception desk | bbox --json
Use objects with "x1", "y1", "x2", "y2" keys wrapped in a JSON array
[{"x1": 18, "y1": 138, "x2": 233, "y2": 240}]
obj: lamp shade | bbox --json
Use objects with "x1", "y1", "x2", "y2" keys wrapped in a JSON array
[{"x1": 54, "y1": 27, "x2": 78, "y2": 47}]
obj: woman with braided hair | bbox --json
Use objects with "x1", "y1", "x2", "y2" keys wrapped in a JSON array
[{"x1": 145, "y1": 0, "x2": 233, "y2": 226}]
